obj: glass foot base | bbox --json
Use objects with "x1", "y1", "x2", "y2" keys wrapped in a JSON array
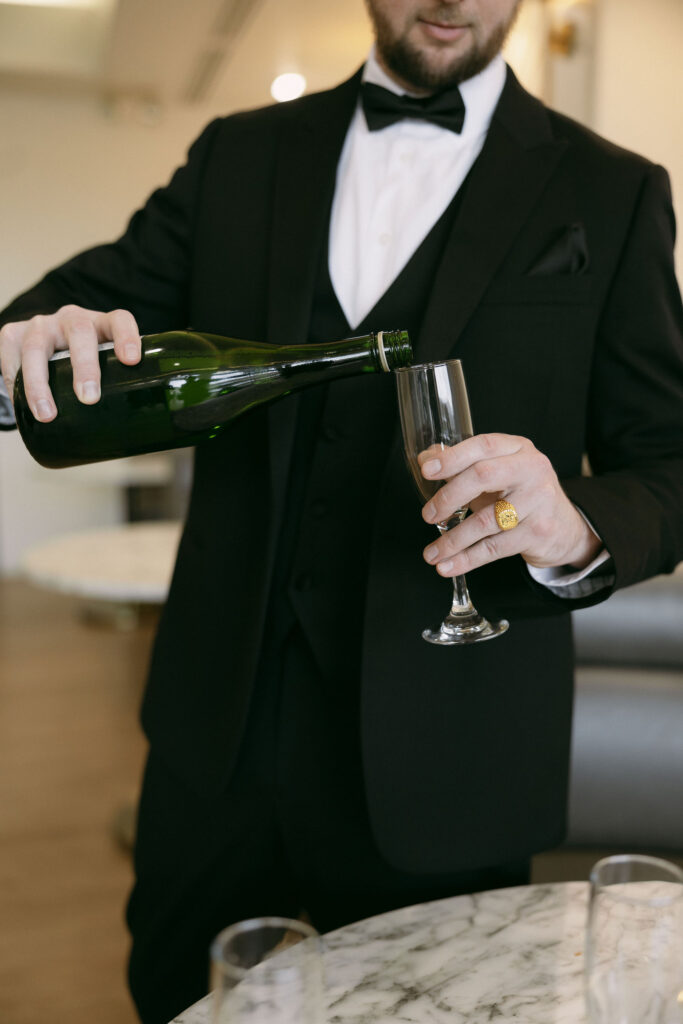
[{"x1": 422, "y1": 616, "x2": 509, "y2": 646}]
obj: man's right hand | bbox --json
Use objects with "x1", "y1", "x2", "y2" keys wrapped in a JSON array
[{"x1": 0, "y1": 305, "x2": 141, "y2": 422}]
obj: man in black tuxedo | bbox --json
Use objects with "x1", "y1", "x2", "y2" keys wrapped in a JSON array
[{"x1": 1, "y1": 1, "x2": 682, "y2": 1021}]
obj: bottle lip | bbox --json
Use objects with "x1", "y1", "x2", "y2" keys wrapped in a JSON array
[
  {"x1": 376, "y1": 332, "x2": 391, "y2": 373},
  {"x1": 378, "y1": 329, "x2": 413, "y2": 371}
]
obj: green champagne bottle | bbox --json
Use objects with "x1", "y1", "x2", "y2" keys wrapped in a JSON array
[{"x1": 13, "y1": 328, "x2": 412, "y2": 469}]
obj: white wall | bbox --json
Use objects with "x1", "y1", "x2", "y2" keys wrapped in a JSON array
[
  {"x1": 506, "y1": 0, "x2": 682, "y2": 278},
  {"x1": 0, "y1": 91, "x2": 218, "y2": 312},
  {"x1": 0, "y1": 93, "x2": 217, "y2": 574},
  {"x1": 594, "y1": 0, "x2": 682, "y2": 282},
  {"x1": 0, "y1": 433, "x2": 126, "y2": 573}
]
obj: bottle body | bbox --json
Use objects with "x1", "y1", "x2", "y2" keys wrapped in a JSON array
[{"x1": 14, "y1": 329, "x2": 412, "y2": 469}]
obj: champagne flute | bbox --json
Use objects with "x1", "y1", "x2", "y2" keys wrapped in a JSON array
[
  {"x1": 211, "y1": 916, "x2": 323, "y2": 1024},
  {"x1": 585, "y1": 854, "x2": 683, "y2": 1023},
  {"x1": 396, "y1": 359, "x2": 509, "y2": 645}
]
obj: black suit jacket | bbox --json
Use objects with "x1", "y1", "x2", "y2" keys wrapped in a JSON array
[{"x1": 2, "y1": 68, "x2": 682, "y2": 873}]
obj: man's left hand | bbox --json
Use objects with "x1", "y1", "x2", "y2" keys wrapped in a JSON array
[{"x1": 420, "y1": 433, "x2": 601, "y2": 577}]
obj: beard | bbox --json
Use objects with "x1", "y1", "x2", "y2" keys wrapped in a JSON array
[{"x1": 368, "y1": 2, "x2": 521, "y2": 92}]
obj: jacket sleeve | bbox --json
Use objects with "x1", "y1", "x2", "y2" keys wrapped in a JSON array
[{"x1": 562, "y1": 164, "x2": 683, "y2": 591}]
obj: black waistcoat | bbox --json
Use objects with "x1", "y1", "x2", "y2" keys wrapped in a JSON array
[{"x1": 269, "y1": 180, "x2": 470, "y2": 683}]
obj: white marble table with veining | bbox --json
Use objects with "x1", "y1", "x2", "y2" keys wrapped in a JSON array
[{"x1": 171, "y1": 881, "x2": 590, "y2": 1023}]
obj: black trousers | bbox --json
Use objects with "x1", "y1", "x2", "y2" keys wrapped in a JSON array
[{"x1": 126, "y1": 626, "x2": 529, "y2": 1024}]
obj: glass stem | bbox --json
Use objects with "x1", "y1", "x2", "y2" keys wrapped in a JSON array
[
  {"x1": 436, "y1": 513, "x2": 476, "y2": 621},
  {"x1": 449, "y1": 572, "x2": 477, "y2": 619}
]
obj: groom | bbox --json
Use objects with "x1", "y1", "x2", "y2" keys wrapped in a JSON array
[{"x1": 1, "y1": 1, "x2": 682, "y2": 1021}]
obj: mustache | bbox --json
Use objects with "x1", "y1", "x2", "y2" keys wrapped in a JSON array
[{"x1": 418, "y1": 7, "x2": 471, "y2": 27}]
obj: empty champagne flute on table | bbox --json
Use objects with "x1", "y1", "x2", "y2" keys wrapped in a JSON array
[
  {"x1": 585, "y1": 854, "x2": 683, "y2": 1024},
  {"x1": 396, "y1": 360, "x2": 508, "y2": 645},
  {"x1": 211, "y1": 917, "x2": 323, "y2": 1023}
]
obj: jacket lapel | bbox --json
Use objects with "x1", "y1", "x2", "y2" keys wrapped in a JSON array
[
  {"x1": 418, "y1": 68, "x2": 568, "y2": 362},
  {"x1": 266, "y1": 70, "x2": 362, "y2": 346},
  {"x1": 266, "y1": 70, "x2": 361, "y2": 545}
]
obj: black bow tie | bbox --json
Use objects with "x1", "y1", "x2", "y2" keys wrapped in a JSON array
[{"x1": 360, "y1": 81, "x2": 466, "y2": 134}]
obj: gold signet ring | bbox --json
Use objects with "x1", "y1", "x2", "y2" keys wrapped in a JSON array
[{"x1": 494, "y1": 499, "x2": 519, "y2": 531}]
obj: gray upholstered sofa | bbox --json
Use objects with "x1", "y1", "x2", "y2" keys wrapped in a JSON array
[{"x1": 567, "y1": 563, "x2": 683, "y2": 853}]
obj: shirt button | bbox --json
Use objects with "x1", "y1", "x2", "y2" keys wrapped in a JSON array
[{"x1": 379, "y1": 232, "x2": 391, "y2": 245}]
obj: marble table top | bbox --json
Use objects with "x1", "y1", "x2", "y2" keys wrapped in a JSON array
[{"x1": 172, "y1": 881, "x2": 590, "y2": 1023}]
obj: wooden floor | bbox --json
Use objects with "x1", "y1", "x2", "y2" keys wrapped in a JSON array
[{"x1": 0, "y1": 579, "x2": 153, "y2": 1024}]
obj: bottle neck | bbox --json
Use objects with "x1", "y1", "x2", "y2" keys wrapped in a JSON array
[
  {"x1": 140, "y1": 329, "x2": 412, "y2": 374},
  {"x1": 272, "y1": 331, "x2": 412, "y2": 377}
]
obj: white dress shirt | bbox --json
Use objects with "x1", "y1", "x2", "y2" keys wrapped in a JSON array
[{"x1": 329, "y1": 50, "x2": 507, "y2": 329}]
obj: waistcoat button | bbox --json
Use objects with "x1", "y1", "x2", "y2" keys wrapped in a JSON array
[{"x1": 322, "y1": 423, "x2": 341, "y2": 442}]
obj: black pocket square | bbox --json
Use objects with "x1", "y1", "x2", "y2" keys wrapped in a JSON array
[{"x1": 527, "y1": 222, "x2": 590, "y2": 276}]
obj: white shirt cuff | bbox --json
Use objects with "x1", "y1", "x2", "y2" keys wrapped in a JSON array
[
  {"x1": 527, "y1": 547, "x2": 612, "y2": 585},
  {"x1": 0, "y1": 374, "x2": 15, "y2": 429},
  {"x1": 526, "y1": 507, "x2": 614, "y2": 598}
]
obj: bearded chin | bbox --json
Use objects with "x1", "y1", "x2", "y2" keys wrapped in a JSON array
[{"x1": 376, "y1": 14, "x2": 517, "y2": 91}]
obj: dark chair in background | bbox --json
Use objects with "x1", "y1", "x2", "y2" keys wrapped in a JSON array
[{"x1": 534, "y1": 565, "x2": 683, "y2": 882}]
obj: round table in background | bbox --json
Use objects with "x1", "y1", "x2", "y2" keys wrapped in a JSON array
[{"x1": 22, "y1": 520, "x2": 183, "y2": 607}]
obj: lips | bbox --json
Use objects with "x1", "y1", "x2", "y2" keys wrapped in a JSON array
[{"x1": 418, "y1": 18, "x2": 468, "y2": 42}]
